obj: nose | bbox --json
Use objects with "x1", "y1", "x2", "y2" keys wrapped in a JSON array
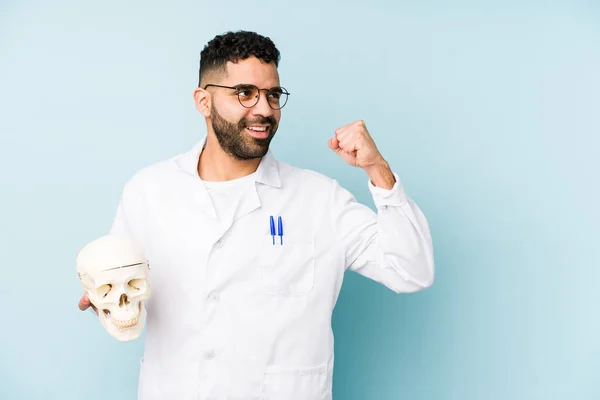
[
  {"x1": 119, "y1": 293, "x2": 130, "y2": 307},
  {"x1": 251, "y1": 90, "x2": 274, "y2": 117}
]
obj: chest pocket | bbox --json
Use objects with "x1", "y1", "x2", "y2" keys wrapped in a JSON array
[{"x1": 257, "y1": 233, "x2": 315, "y2": 297}]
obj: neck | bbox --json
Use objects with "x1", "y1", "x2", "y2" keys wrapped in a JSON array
[{"x1": 197, "y1": 134, "x2": 262, "y2": 182}]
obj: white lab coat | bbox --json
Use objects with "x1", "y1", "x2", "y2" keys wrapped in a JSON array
[{"x1": 109, "y1": 136, "x2": 434, "y2": 400}]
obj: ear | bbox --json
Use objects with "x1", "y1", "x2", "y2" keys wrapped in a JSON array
[{"x1": 193, "y1": 87, "x2": 211, "y2": 118}]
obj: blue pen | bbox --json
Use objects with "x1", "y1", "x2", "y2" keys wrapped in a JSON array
[
  {"x1": 270, "y1": 216, "x2": 276, "y2": 245},
  {"x1": 278, "y1": 216, "x2": 283, "y2": 245}
]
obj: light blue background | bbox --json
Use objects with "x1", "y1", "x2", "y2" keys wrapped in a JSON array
[{"x1": 1, "y1": 0, "x2": 599, "y2": 399}]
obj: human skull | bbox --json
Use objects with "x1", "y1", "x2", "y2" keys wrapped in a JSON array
[{"x1": 76, "y1": 235, "x2": 151, "y2": 342}]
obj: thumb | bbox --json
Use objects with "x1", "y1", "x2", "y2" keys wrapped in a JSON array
[
  {"x1": 78, "y1": 293, "x2": 90, "y2": 310},
  {"x1": 328, "y1": 136, "x2": 340, "y2": 152}
]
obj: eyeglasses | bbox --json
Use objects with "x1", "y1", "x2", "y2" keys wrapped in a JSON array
[{"x1": 203, "y1": 83, "x2": 290, "y2": 110}]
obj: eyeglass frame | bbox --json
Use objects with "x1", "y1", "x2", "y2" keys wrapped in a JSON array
[{"x1": 203, "y1": 83, "x2": 291, "y2": 110}]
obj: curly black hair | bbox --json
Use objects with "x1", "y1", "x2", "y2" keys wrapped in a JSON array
[{"x1": 198, "y1": 30, "x2": 281, "y2": 87}]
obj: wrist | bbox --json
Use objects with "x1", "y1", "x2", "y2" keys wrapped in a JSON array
[{"x1": 364, "y1": 158, "x2": 396, "y2": 189}]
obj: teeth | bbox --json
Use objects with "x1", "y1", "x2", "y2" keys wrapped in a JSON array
[
  {"x1": 110, "y1": 316, "x2": 139, "y2": 331},
  {"x1": 247, "y1": 126, "x2": 267, "y2": 132}
]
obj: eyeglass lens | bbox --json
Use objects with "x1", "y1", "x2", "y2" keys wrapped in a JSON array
[{"x1": 236, "y1": 84, "x2": 288, "y2": 110}]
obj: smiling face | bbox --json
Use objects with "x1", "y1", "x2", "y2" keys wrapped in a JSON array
[{"x1": 205, "y1": 57, "x2": 282, "y2": 160}]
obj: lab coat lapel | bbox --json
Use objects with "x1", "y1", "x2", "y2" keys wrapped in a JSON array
[
  {"x1": 232, "y1": 150, "x2": 282, "y2": 223},
  {"x1": 174, "y1": 138, "x2": 218, "y2": 220},
  {"x1": 174, "y1": 138, "x2": 281, "y2": 223}
]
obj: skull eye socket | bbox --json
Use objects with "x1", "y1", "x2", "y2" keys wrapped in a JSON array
[
  {"x1": 128, "y1": 278, "x2": 147, "y2": 291},
  {"x1": 96, "y1": 284, "x2": 112, "y2": 298}
]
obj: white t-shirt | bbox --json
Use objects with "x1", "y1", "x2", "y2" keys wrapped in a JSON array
[{"x1": 201, "y1": 173, "x2": 256, "y2": 226}]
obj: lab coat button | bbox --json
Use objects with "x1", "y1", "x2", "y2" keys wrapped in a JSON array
[
  {"x1": 208, "y1": 292, "x2": 220, "y2": 301},
  {"x1": 204, "y1": 350, "x2": 215, "y2": 360},
  {"x1": 214, "y1": 239, "x2": 224, "y2": 248}
]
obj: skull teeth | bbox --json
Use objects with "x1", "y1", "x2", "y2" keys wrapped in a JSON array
[{"x1": 111, "y1": 317, "x2": 139, "y2": 331}]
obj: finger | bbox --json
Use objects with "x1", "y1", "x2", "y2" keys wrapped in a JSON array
[
  {"x1": 334, "y1": 122, "x2": 351, "y2": 135},
  {"x1": 78, "y1": 293, "x2": 90, "y2": 310},
  {"x1": 335, "y1": 127, "x2": 348, "y2": 140},
  {"x1": 328, "y1": 137, "x2": 344, "y2": 156},
  {"x1": 328, "y1": 136, "x2": 340, "y2": 150},
  {"x1": 336, "y1": 131, "x2": 355, "y2": 150},
  {"x1": 338, "y1": 132, "x2": 358, "y2": 152}
]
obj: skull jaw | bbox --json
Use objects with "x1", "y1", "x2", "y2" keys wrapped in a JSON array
[{"x1": 99, "y1": 303, "x2": 147, "y2": 342}]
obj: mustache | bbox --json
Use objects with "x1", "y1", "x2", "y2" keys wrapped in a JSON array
[{"x1": 239, "y1": 116, "x2": 277, "y2": 128}]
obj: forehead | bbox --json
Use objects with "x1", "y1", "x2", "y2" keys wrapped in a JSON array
[
  {"x1": 82, "y1": 263, "x2": 149, "y2": 283},
  {"x1": 223, "y1": 57, "x2": 280, "y2": 87}
]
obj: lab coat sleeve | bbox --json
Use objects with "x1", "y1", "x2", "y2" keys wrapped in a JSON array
[
  {"x1": 331, "y1": 172, "x2": 434, "y2": 293},
  {"x1": 108, "y1": 176, "x2": 148, "y2": 253},
  {"x1": 109, "y1": 196, "x2": 131, "y2": 237},
  {"x1": 102, "y1": 176, "x2": 148, "y2": 316},
  {"x1": 81, "y1": 173, "x2": 148, "y2": 317}
]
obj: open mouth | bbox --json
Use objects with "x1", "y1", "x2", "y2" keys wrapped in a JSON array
[{"x1": 245, "y1": 125, "x2": 270, "y2": 138}]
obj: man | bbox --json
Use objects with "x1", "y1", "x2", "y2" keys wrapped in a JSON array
[{"x1": 78, "y1": 30, "x2": 434, "y2": 400}]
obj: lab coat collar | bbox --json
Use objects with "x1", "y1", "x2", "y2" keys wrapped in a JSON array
[{"x1": 175, "y1": 135, "x2": 282, "y2": 188}]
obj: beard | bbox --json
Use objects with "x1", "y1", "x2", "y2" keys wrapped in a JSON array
[{"x1": 211, "y1": 105, "x2": 278, "y2": 161}]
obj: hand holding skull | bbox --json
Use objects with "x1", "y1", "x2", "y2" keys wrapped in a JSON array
[{"x1": 76, "y1": 235, "x2": 151, "y2": 342}]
